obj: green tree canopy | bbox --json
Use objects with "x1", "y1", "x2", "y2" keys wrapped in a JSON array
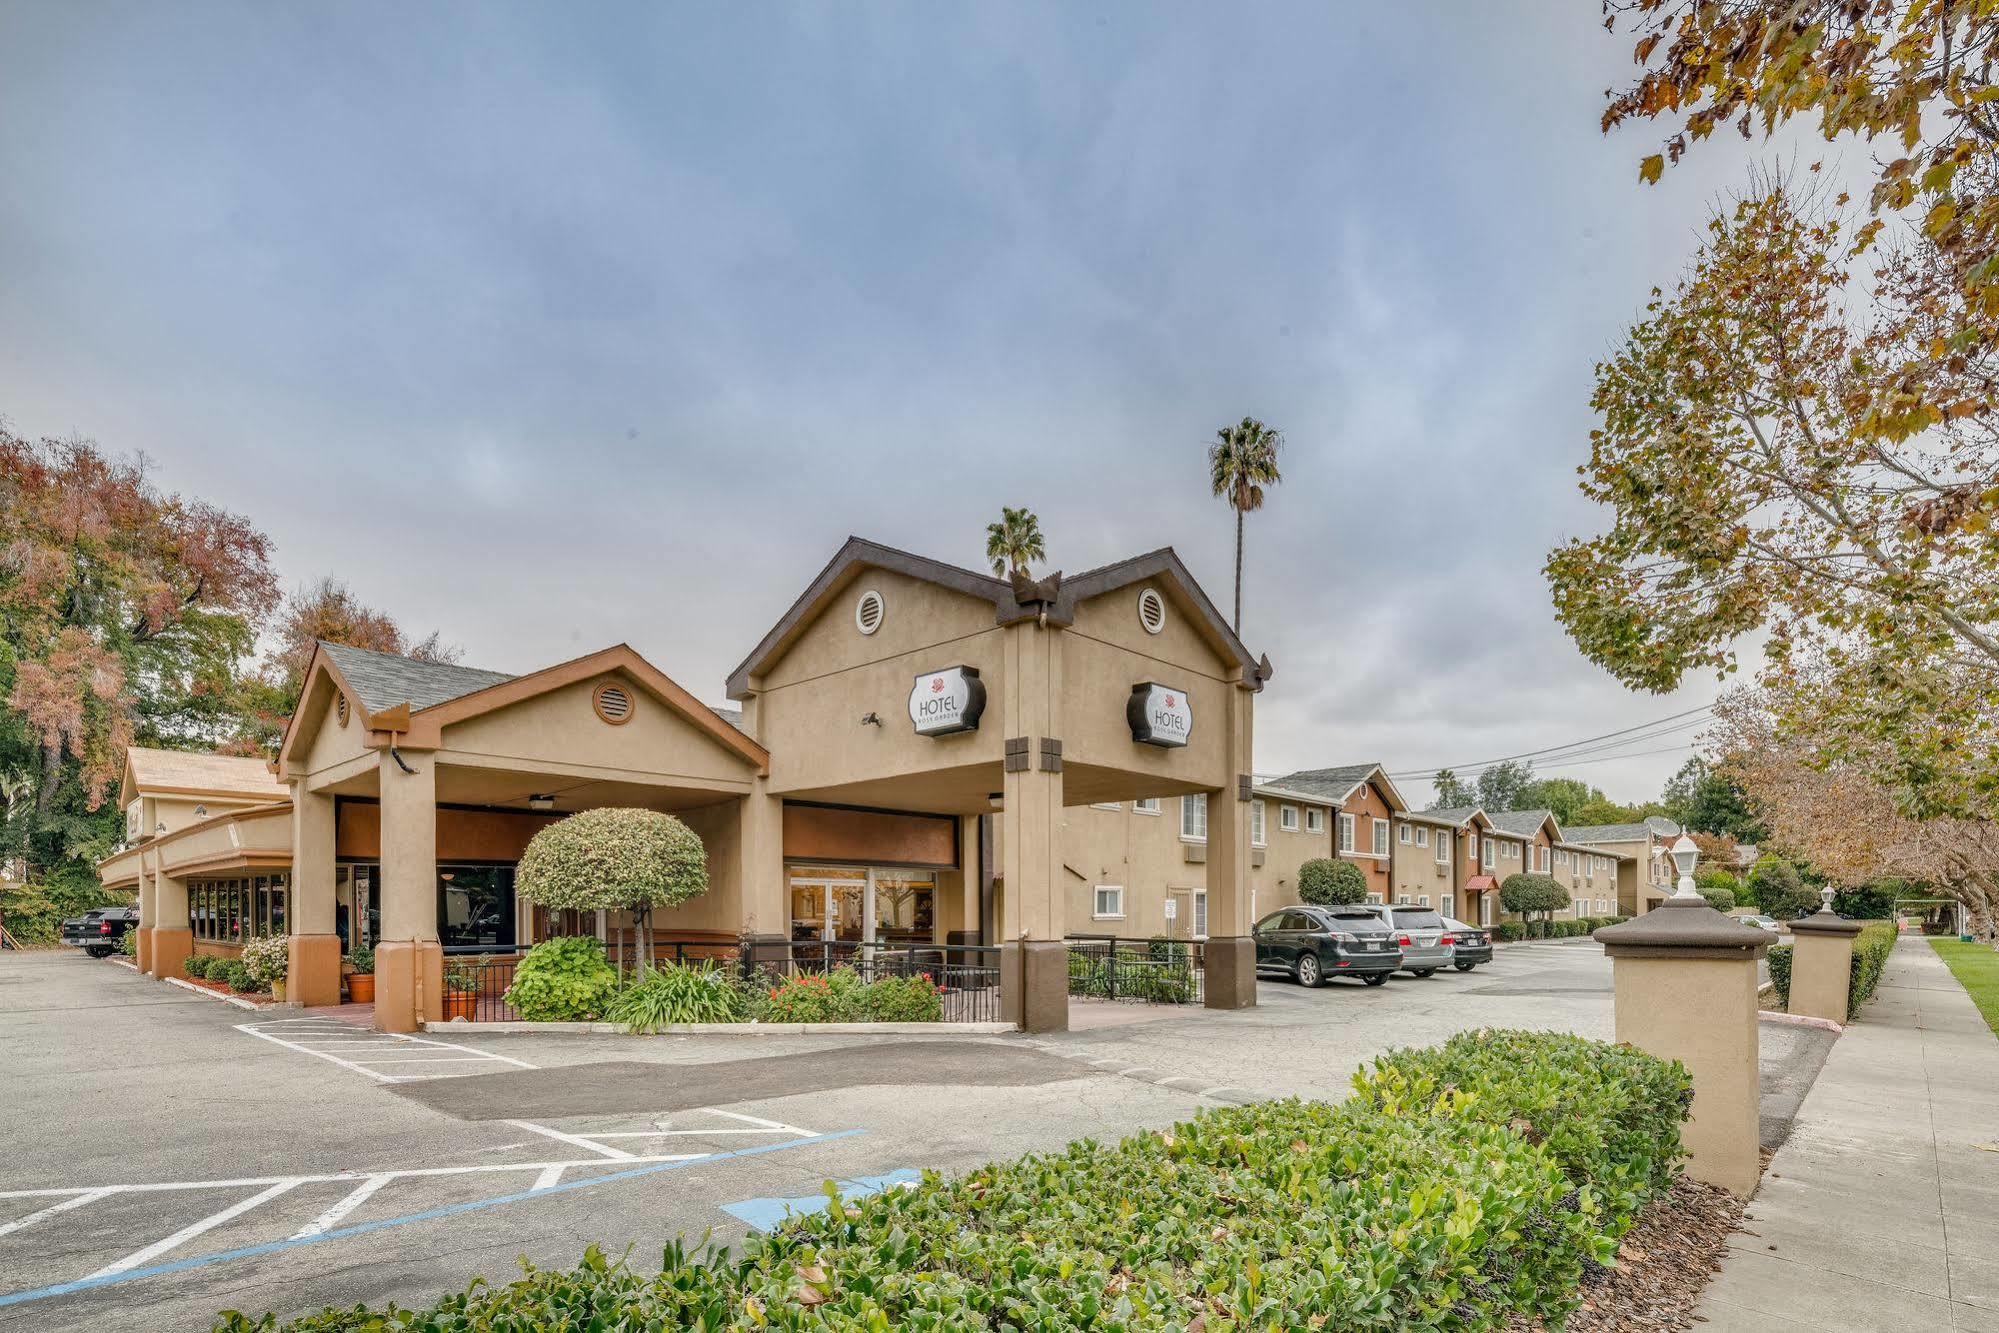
[
  {"x1": 1297, "y1": 857, "x2": 1368, "y2": 907},
  {"x1": 1429, "y1": 769, "x2": 1475, "y2": 809},
  {"x1": 983, "y1": 507, "x2": 1045, "y2": 579},
  {"x1": 1208, "y1": 417, "x2": 1283, "y2": 633},
  {"x1": 1474, "y1": 761, "x2": 1538, "y2": 814},
  {"x1": 1499, "y1": 873, "x2": 1570, "y2": 918},
  {"x1": 1747, "y1": 856, "x2": 1817, "y2": 921},
  {"x1": 517, "y1": 808, "x2": 710, "y2": 961}
]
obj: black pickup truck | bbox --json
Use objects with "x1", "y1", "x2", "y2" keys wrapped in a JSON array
[{"x1": 62, "y1": 906, "x2": 138, "y2": 957}]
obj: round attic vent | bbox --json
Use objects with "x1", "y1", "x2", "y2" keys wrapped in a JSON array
[
  {"x1": 1136, "y1": 587, "x2": 1167, "y2": 635},
  {"x1": 855, "y1": 588, "x2": 885, "y2": 636},
  {"x1": 593, "y1": 681, "x2": 634, "y2": 725}
]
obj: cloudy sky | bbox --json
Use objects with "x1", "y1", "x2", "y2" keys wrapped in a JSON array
[{"x1": 1, "y1": 3, "x2": 1780, "y2": 805}]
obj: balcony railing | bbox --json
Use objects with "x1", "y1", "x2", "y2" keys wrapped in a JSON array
[{"x1": 1064, "y1": 935, "x2": 1205, "y2": 1004}]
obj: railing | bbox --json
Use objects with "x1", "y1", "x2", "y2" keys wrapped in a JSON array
[
  {"x1": 741, "y1": 940, "x2": 1005, "y2": 1025},
  {"x1": 1065, "y1": 935, "x2": 1205, "y2": 1005},
  {"x1": 443, "y1": 952, "x2": 529, "y2": 1023}
]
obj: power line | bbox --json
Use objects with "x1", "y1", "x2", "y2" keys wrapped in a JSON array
[
  {"x1": 1429, "y1": 716, "x2": 1714, "y2": 778},
  {"x1": 1386, "y1": 704, "x2": 1714, "y2": 780}
]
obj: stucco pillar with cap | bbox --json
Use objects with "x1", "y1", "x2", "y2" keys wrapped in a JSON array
[
  {"x1": 287, "y1": 785, "x2": 342, "y2": 1007},
  {"x1": 373, "y1": 749, "x2": 440, "y2": 1033},
  {"x1": 1788, "y1": 897, "x2": 1864, "y2": 1024},
  {"x1": 997, "y1": 617, "x2": 1069, "y2": 1033},
  {"x1": 149, "y1": 867, "x2": 192, "y2": 982},
  {"x1": 1595, "y1": 857, "x2": 1775, "y2": 1198},
  {"x1": 134, "y1": 850, "x2": 156, "y2": 974},
  {"x1": 1202, "y1": 676, "x2": 1258, "y2": 1010}
]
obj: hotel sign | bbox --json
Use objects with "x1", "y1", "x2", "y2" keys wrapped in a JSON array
[
  {"x1": 1128, "y1": 682, "x2": 1193, "y2": 747},
  {"x1": 909, "y1": 665, "x2": 986, "y2": 737}
]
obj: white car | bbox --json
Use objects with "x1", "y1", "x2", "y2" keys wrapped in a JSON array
[{"x1": 1740, "y1": 914, "x2": 1782, "y2": 934}]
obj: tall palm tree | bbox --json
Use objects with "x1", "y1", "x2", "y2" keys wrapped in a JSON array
[
  {"x1": 984, "y1": 506, "x2": 1046, "y2": 578},
  {"x1": 1208, "y1": 417, "x2": 1283, "y2": 633}
]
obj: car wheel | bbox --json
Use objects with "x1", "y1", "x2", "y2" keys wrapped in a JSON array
[
  {"x1": 1455, "y1": 961, "x2": 1476, "y2": 972},
  {"x1": 1362, "y1": 973, "x2": 1389, "y2": 987},
  {"x1": 1411, "y1": 968, "x2": 1436, "y2": 978},
  {"x1": 1295, "y1": 953, "x2": 1322, "y2": 988}
]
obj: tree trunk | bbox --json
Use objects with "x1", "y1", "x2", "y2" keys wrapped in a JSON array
[{"x1": 1233, "y1": 508, "x2": 1244, "y2": 634}]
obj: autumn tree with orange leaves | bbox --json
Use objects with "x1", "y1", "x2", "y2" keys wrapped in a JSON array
[{"x1": 1, "y1": 427, "x2": 277, "y2": 882}]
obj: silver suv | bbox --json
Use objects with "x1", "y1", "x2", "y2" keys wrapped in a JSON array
[{"x1": 1351, "y1": 904, "x2": 1454, "y2": 977}]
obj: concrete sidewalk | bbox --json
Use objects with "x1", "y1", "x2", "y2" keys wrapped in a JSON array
[{"x1": 1696, "y1": 938, "x2": 1999, "y2": 1331}]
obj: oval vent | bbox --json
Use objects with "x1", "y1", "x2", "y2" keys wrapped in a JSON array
[
  {"x1": 336, "y1": 694, "x2": 349, "y2": 726},
  {"x1": 855, "y1": 588, "x2": 885, "y2": 636},
  {"x1": 593, "y1": 681, "x2": 634, "y2": 725},
  {"x1": 1137, "y1": 587, "x2": 1167, "y2": 635}
]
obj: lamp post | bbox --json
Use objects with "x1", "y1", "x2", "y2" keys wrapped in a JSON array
[{"x1": 1669, "y1": 834, "x2": 1701, "y2": 900}]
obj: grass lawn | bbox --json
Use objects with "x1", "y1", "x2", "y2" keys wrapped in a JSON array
[{"x1": 1931, "y1": 938, "x2": 1999, "y2": 1038}]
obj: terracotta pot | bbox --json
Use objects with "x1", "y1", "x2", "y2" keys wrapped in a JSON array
[
  {"x1": 347, "y1": 972, "x2": 375, "y2": 1004},
  {"x1": 442, "y1": 989, "x2": 477, "y2": 1021}
]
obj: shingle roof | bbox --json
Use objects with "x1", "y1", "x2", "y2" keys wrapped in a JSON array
[
  {"x1": 1562, "y1": 822, "x2": 1658, "y2": 845},
  {"x1": 1251, "y1": 781, "x2": 1338, "y2": 807},
  {"x1": 319, "y1": 641, "x2": 515, "y2": 715},
  {"x1": 1486, "y1": 809, "x2": 1557, "y2": 838},
  {"x1": 1270, "y1": 764, "x2": 1380, "y2": 802},
  {"x1": 1413, "y1": 806, "x2": 1482, "y2": 828},
  {"x1": 125, "y1": 747, "x2": 287, "y2": 800}
]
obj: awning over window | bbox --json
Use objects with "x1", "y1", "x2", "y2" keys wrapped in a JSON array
[{"x1": 1465, "y1": 875, "x2": 1498, "y2": 892}]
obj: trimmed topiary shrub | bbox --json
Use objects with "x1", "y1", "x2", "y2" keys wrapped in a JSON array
[
  {"x1": 516, "y1": 807, "x2": 709, "y2": 963},
  {"x1": 1296, "y1": 857, "x2": 1368, "y2": 907},
  {"x1": 1500, "y1": 872, "x2": 1570, "y2": 921},
  {"x1": 502, "y1": 935, "x2": 621, "y2": 1022}
]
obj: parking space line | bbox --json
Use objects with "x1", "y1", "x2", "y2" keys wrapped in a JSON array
[
  {"x1": 0, "y1": 1189, "x2": 109, "y2": 1240},
  {"x1": 506, "y1": 1120, "x2": 635, "y2": 1160},
  {"x1": 707, "y1": 1108, "x2": 821, "y2": 1137},
  {"x1": 291, "y1": 1175, "x2": 388, "y2": 1239},
  {"x1": 531, "y1": 1165, "x2": 565, "y2": 1192},
  {"x1": 89, "y1": 1179, "x2": 301, "y2": 1278},
  {"x1": 235, "y1": 1018, "x2": 536, "y2": 1083}
]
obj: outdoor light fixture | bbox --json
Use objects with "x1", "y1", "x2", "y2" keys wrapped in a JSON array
[
  {"x1": 528, "y1": 794, "x2": 555, "y2": 811},
  {"x1": 987, "y1": 791, "x2": 1004, "y2": 810},
  {"x1": 1670, "y1": 834, "x2": 1701, "y2": 900}
]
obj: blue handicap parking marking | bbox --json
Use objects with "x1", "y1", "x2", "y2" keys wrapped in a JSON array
[{"x1": 721, "y1": 1168, "x2": 924, "y2": 1233}]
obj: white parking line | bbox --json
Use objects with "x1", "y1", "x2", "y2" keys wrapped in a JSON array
[
  {"x1": 235, "y1": 1018, "x2": 535, "y2": 1082},
  {"x1": 291, "y1": 1175, "x2": 388, "y2": 1239},
  {"x1": 0, "y1": 1190, "x2": 109, "y2": 1240},
  {"x1": 506, "y1": 1120, "x2": 635, "y2": 1160},
  {"x1": 89, "y1": 1179, "x2": 301, "y2": 1278}
]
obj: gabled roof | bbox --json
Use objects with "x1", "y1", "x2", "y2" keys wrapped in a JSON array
[
  {"x1": 317, "y1": 642, "x2": 516, "y2": 715},
  {"x1": 1270, "y1": 763, "x2": 1409, "y2": 814},
  {"x1": 1250, "y1": 782, "x2": 1339, "y2": 808},
  {"x1": 1562, "y1": 822, "x2": 1661, "y2": 845},
  {"x1": 120, "y1": 747, "x2": 287, "y2": 807},
  {"x1": 725, "y1": 536, "x2": 1261, "y2": 700},
  {"x1": 1486, "y1": 809, "x2": 1562, "y2": 841},
  {"x1": 1399, "y1": 806, "x2": 1490, "y2": 831}
]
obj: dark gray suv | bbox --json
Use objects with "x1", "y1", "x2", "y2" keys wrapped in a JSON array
[{"x1": 1253, "y1": 906, "x2": 1402, "y2": 987}]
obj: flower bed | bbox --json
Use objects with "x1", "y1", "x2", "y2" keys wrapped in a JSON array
[{"x1": 214, "y1": 1029, "x2": 1690, "y2": 1332}]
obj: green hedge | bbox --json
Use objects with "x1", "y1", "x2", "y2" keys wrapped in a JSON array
[
  {"x1": 1494, "y1": 921, "x2": 1526, "y2": 942},
  {"x1": 215, "y1": 1031, "x2": 1689, "y2": 1333},
  {"x1": 1767, "y1": 945, "x2": 1793, "y2": 1007}
]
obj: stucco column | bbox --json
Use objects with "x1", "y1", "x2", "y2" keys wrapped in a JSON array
[
  {"x1": 288, "y1": 786, "x2": 342, "y2": 1007},
  {"x1": 1596, "y1": 900, "x2": 1772, "y2": 1197},
  {"x1": 374, "y1": 751, "x2": 440, "y2": 1032},
  {"x1": 736, "y1": 781, "x2": 786, "y2": 966},
  {"x1": 998, "y1": 618, "x2": 1068, "y2": 1032},
  {"x1": 1788, "y1": 910, "x2": 1863, "y2": 1024},
  {"x1": 135, "y1": 852, "x2": 157, "y2": 974},
  {"x1": 149, "y1": 870, "x2": 193, "y2": 981},
  {"x1": 1203, "y1": 678, "x2": 1257, "y2": 1010}
]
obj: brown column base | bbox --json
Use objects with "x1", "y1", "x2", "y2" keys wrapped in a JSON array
[
  {"x1": 135, "y1": 926, "x2": 154, "y2": 974},
  {"x1": 288, "y1": 933, "x2": 345, "y2": 1008},
  {"x1": 1202, "y1": 936, "x2": 1258, "y2": 1010},
  {"x1": 1001, "y1": 939, "x2": 1070, "y2": 1033},
  {"x1": 149, "y1": 927, "x2": 193, "y2": 980},
  {"x1": 374, "y1": 940, "x2": 443, "y2": 1032}
]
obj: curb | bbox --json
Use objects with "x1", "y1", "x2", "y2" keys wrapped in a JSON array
[
  {"x1": 421, "y1": 1019, "x2": 1018, "y2": 1036},
  {"x1": 1757, "y1": 1010, "x2": 1844, "y2": 1034},
  {"x1": 164, "y1": 975, "x2": 272, "y2": 1011},
  {"x1": 110, "y1": 958, "x2": 139, "y2": 971}
]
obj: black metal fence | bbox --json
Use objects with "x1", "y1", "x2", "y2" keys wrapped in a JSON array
[
  {"x1": 1065, "y1": 935, "x2": 1206, "y2": 1005},
  {"x1": 439, "y1": 938, "x2": 1006, "y2": 1025}
]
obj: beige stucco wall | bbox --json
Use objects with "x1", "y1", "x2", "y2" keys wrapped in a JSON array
[
  {"x1": 1390, "y1": 819, "x2": 1461, "y2": 916},
  {"x1": 441, "y1": 676, "x2": 755, "y2": 790},
  {"x1": 303, "y1": 682, "x2": 371, "y2": 775}
]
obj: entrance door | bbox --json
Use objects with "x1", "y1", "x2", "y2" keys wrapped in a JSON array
[{"x1": 788, "y1": 865, "x2": 937, "y2": 954}]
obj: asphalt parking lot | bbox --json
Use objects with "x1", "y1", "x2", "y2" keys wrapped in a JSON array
[{"x1": 0, "y1": 943, "x2": 1830, "y2": 1332}]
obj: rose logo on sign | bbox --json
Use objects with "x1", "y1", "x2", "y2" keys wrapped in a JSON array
[
  {"x1": 1127, "y1": 682, "x2": 1193, "y2": 748},
  {"x1": 908, "y1": 666, "x2": 986, "y2": 737}
]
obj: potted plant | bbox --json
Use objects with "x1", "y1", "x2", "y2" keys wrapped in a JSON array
[
  {"x1": 345, "y1": 944, "x2": 376, "y2": 1004},
  {"x1": 442, "y1": 958, "x2": 481, "y2": 1021}
]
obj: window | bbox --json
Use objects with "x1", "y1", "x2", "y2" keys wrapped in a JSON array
[
  {"x1": 1133, "y1": 798, "x2": 1161, "y2": 815},
  {"x1": 1180, "y1": 794, "x2": 1207, "y2": 841},
  {"x1": 1557, "y1": 849, "x2": 1569, "y2": 867},
  {"x1": 1368, "y1": 892, "x2": 1383, "y2": 903},
  {"x1": 1536, "y1": 846, "x2": 1549, "y2": 873},
  {"x1": 1415, "y1": 827, "x2": 1429, "y2": 848},
  {"x1": 1251, "y1": 800, "x2": 1266, "y2": 847},
  {"x1": 1435, "y1": 835, "x2": 1450, "y2": 865},
  {"x1": 1280, "y1": 805, "x2": 1299, "y2": 832},
  {"x1": 1306, "y1": 807, "x2": 1325, "y2": 834},
  {"x1": 1396, "y1": 894, "x2": 1412, "y2": 905},
  {"x1": 1482, "y1": 837, "x2": 1495, "y2": 868},
  {"x1": 1418, "y1": 895, "x2": 1430, "y2": 908},
  {"x1": 1371, "y1": 818, "x2": 1390, "y2": 857},
  {"x1": 1399, "y1": 824, "x2": 1411, "y2": 845},
  {"x1": 1338, "y1": 813, "x2": 1355, "y2": 853},
  {"x1": 1191, "y1": 890, "x2": 1208, "y2": 939},
  {"x1": 438, "y1": 865, "x2": 518, "y2": 952},
  {"x1": 1093, "y1": 885, "x2": 1124, "y2": 920}
]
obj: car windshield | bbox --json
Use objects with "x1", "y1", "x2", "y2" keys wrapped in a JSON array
[{"x1": 1392, "y1": 910, "x2": 1445, "y2": 930}]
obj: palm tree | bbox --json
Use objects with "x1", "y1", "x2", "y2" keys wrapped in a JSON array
[
  {"x1": 1208, "y1": 417, "x2": 1283, "y2": 633},
  {"x1": 984, "y1": 506, "x2": 1046, "y2": 578}
]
